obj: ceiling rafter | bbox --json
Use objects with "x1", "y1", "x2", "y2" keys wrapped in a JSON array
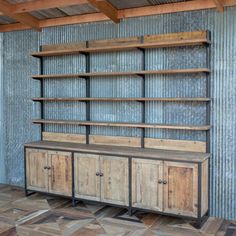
[
  {"x1": 87, "y1": 0, "x2": 120, "y2": 23},
  {"x1": 212, "y1": 0, "x2": 224, "y2": 12},
  {"x1": 0, "y1": 0, "x2": 235, "y2": 32},
  {"x1": 0, "y1": 0, "x2": 40, "y2": 31},
  {"x1": 12, "y1": 0, "x2": 88, "y2": 13}
]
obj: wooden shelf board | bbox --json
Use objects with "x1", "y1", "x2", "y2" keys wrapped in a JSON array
[
  {"x1": 32, "y1": 97, "x2": 211, "y2": 102},
  {"x1": 31, "y1": 39, "x2": 210, "y2": 57},
  {"x1": 24, "y1": 141, "x2": 210, "y2": 163},
  {"x1": 32, "y1": 119, "x2": 211, "y2": 131},
  {"x1": 32, "y1": 68, "x2": 210, "y2": 79}
]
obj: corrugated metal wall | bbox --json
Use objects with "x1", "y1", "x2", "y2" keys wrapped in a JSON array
[{"x1": 0, "y1": 7, "x2": 236, "y2": 220}]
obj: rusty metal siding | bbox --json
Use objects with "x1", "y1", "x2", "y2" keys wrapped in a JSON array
[{"x1": 0, "y1": 7, "x2": 236, "y2": 220}]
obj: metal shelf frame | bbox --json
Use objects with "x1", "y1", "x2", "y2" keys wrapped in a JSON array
[{"x1": 30, "y1": 31, "x2": 212, "y2": 228}]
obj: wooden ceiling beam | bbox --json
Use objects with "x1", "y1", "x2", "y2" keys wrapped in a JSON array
[
  {"x1": 118, "y1": 0, "x2": 226, "y2": 18},
  {"x1": 87, "y1": 0, "x2": 120, "y2": 23},
  {"x1": 213, "y1": 0, "x2": 224, "y2": 12},
  {"x1": 0, "y1": 0, "x2": 236, "y2": 32},
  {"x1": 12, "y1": 0, "x2": 88, "y2": 14},
  {"x1": 0, "y1": 0, "x2": 40, "y2": 31}
]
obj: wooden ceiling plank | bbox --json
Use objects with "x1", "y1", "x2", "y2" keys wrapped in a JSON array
[
  {"x1": 13, "y1": 0, "x2": 88, "y2": 14},
  {"x1": 87, "y1": 0, "x2": 120, "y2": 23},
  {"x1": 0, "y1": 0, "x2": 236, "y2": 32},
  {"x1": 0, "y1": 0, "x2": 40, "y2": 31},
  {"x1": 39, "y1": 13, "x2": 109, "y2": 28},
  {"x1": 213, "y1": 0, "x2": 224, "y2": 12}
]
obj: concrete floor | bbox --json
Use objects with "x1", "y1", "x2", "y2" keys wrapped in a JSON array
[{"x1": 0, "y1": 184, "x2": 235, "y2": 236}]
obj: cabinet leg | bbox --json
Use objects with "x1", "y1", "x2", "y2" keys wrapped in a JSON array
[
  {"x1": 72, "y1": 198, "x2": 77, "y2": 207},
  {"x1": 25, "y1": 190, "x2": 36, "y2": 197},
  {"x1": 128, "y1": 207, "x2": 133, "y2": 216},
  {"x1": 195, "y1": 215, "x2": 209, "y2": 229}
]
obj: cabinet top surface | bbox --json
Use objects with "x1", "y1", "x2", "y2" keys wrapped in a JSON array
[{"x1": 24, "y1": 141, "x2": 210, "y2": 163}]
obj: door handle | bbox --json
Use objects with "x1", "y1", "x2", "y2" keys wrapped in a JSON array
[
  {"x1": 158, "y1": 179, "x2": 163, "y2": 184},
  {"x1": 96, "y1": 172, "x2": 100, "y2": 176},
  {"x1": 44, "y1": 166, "x2": 51, "y2": 170},
  {"x1": 163, "y1": 180, "x2": 167, "y2": 184},
  {"x1": 99, "y1": 173, "x2": 104, "y2": 177}
]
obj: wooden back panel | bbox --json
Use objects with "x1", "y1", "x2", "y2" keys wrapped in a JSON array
[
  {"x1": 42, "y1": 132, "x2": 206, "y2": 153},
  {"x1": 41, "y1": 30, "x2": 208, "y2": 52}
]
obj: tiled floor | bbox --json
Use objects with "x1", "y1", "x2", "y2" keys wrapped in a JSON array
[{"x1": 0, "y1": 184, "x2": 235, "y2": 236}]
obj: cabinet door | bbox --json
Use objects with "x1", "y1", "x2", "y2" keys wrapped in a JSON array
[
  {"x1": 26, "y1": 149, "x2": 48, "y2": 192},
  {"x1": 132, "y1": 159, "x2": 163, "y2": 211},
  {"x1": 48, "y1": 151, "x2": 72, "y2": 196},
  {"x1": 163, "y1": 162, "x2": 198, "y2": 217},
  {"x1": 74, "y1": 153, "x2": 100, "y2": 201},
  {"x1": 100, "y1": 156, "x2": 129, "y2": 206}
]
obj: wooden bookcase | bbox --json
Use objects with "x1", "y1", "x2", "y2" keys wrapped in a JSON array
[{"x1": 25, "y1": 30, "x2": 211, "y2": 228}]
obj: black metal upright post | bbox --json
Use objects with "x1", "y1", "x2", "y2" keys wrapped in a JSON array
[
  {"x1": 206, "y1": 31, "x2": 211, "y2": 220},
  {"x1": 197, "y1": 162, "x2": 202, "y2": 228},
  {"x1": 140, "y1": 39, "x2": 146, "y2": 148},
  {"x1": 72, "y1": 152, "x2": 76, "y2": 206},
  {"x1": 206, "y1": 31, "x2": 211, "y2": 153},
  {"x1": 39, "y1": 46, "x2": 44, "y2": 141},
  {"x1": 85, "y1": 41, "x2": 91, "y2": 144}
]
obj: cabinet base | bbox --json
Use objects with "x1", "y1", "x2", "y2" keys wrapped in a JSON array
[{"x1": 25, "y1": 191, "x2": 209, "y2": 229}]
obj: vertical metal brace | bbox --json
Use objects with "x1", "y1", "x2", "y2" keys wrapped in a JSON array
[
  {"x1": 206, "y1": 31, "x2": 211, "y2": 153},
  {"x1": 39, "y1": 46, "x2": 44, "y2": 140},
  {"x1": 24, "y1": 146, "x2": 28, "y2": 196},
  {"x1": 85, "y1": 41, "x2": 90, "y2": 144},
  {"x1": 140, "y1": 36, "x2": 146, "y2": 148},
  {"x1": 206, "y1": 31, "x2": 211, "y2": 217},
  {"x1": 128, "y1": 157, "x2": 132, "y2": 216},
  {"x1": 72, "y1": 152, "x2": 76, "y2": 206},
  {"x1": 197, "y1": 162, "x2": 202, "y2": 228}
]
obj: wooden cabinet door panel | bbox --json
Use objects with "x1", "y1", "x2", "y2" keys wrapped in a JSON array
[
  {"x1": 132, "y1": 159, "x2": 163, "y2": 211},
  {"x1": 26, "y1": 149, "x2": 48, "y2": 192},
  {"x1": 163, "y1": 162, "x2": 198, "y2": 217},
  {"x1": 74, "y1": 153, "x2": 100, "y2": 201},
  {"x1": 48, "y1": 151, "x2": 72, "y2": 196},
  {"x1": 100, "y1": 156, "x2": 129, "y2": 206}
]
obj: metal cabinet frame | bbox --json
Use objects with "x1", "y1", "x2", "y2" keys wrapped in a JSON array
[{"x1": 24, "y1": 146, "x2": 209, "y2": 228}]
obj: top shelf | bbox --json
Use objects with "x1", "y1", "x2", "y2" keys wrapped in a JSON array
[{"x1": 31, "y1": 31, "x2": 210, "y2": 57}]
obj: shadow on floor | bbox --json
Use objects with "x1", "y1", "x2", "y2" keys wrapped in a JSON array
[{"x1": 0, "y1": 184, "x2": 235, "y2": 236}]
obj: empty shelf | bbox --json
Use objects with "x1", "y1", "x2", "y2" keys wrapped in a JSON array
[
  {"x1": 32, "y1": 97, "x2": 211, "y2": 102},
  {"x1": 32, "y1": 119, "x2": 211, "y2": 131},
  {"x1": 32, "y1": 68, "x2": 210, "y2": 79}
]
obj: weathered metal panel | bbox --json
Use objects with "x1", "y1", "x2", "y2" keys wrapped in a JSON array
[
  {"x1": 0, "y1": 6, "x2": 236, "y2": 220},
  {"x1": 2, "y1": 30, "x2": 40, "y2": 186}
]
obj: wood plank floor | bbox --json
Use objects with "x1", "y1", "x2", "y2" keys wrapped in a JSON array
[{"x1": 0, "y1": 184, "x2": 235, "y2": 236}]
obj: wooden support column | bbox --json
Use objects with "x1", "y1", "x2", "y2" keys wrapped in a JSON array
[{"x1": 213, "y1": 0, "x2": 224, "y2": 12}]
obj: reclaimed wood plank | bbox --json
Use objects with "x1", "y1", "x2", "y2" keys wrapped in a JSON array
[
  {"x1": 32, "y1": 119, "x2": 211, "y2": 131},
  {"x1": 31, "y1": 68, "x2": 210, "y2": 79},
  {"x1": 24, "y1": 141, "x2": 210, "y2": 162},
  {"x1": 31, "y1": 31, "x2": 209, "y2": 57}
]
